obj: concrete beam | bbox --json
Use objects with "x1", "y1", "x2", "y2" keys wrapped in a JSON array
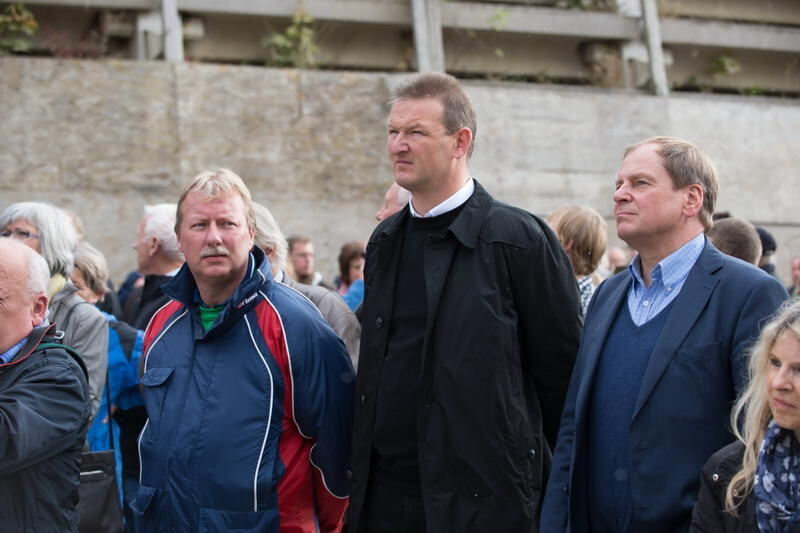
[
  {"x1": 661, "y1": 18, "x2": 800, "y2": 54},
  {"x1": 21, "y1": 0, "x2": 800, "y2": 54}
]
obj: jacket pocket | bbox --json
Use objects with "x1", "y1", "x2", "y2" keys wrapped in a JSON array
[
  {"x1": 676, "y1": 341, "x2": 721, "y2": 362},
  {"x1": 131, "y1": 485, "x2": 164, "y2": 531},
  {"x1": 140, "y1": 367, "x2": 174, "y2": 438}
]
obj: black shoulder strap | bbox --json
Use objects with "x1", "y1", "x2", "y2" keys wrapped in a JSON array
[{"x1": 38, "y1": 341, "x2": 115, "y2": 449}]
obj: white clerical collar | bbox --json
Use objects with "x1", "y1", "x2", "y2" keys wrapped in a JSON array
[{"x1": 409, "y1": 178, "x2": 474, "y2": 218}]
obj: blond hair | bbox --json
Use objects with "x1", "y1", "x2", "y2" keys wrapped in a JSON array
[
  {"x1": 624, "y1": 136, "x2": 719, "y2": 232},
  {"x1": 548, "y1": 205, "x2": 607, "y2": 276},
  {"x1": 72, "y1": 241, "x2": 109, "y2": 296},
  {"x1": 175, "y1": 169, "x2": 254, "y2": 234},
  {"x1": 725, "y1": 301, "x2": 800, "y2": 513}
]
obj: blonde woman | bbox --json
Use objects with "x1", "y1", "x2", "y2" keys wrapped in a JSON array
[{"x1": 692, "y1": 301, "x2": 800, "y2": 532}]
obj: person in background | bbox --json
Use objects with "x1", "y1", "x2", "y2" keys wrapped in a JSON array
[
  {"x1": 787, "y1": 255, "x2": 800, "y2": 299},
  {"x1": 376, "y1": 182, "x2": 411, "y2": 222},
  {"x1": 0, "y1": 202, "x2": 107, "y2": 420},
  {"x1": 71, "y1": 241, "x2": 143, "y2": 506},
  {"x1": 252, "y1": 201, "x2": 361, "y2": 369},
  {"x1": 757, "y1": 226, "x2": 781, "y2": 282},
  {"x1": 287, "y1": 235, "x2": 335, "y2": 290},
  {"x1": 63, "y1": 208, "x2": 123, "y2": 318},
  {"x1": 707, "y1": 217, "x2": 762, "y2": 266},
  {"x1": 548, "y1": 205, "x2": 608, "y2": 318},
  {"x1": 122, "y1": 203, "x2": 184, "y2": 330},
  {"x1": 692, "y1": 301, "x2": 800, "y2": 531},
  {"x1": 0, "y1": 238, "x2": 90, "y2": 532},
  {"x1": 336, "y1": 241, "x2": 366, "y2": 311}
]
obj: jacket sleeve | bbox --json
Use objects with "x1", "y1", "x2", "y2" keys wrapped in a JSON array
[
  {"x1": 690, "y1": 453, "x2": 728, "y2": 532},
  {"x1": 317, "y1": 291, "x2": 361, "y2": 371},
  {"x1": 291, "y1": 320, "x2": 356, "y2": 532},
  {"x1": 67, "y1": 303, "x2": 109, "y2": 421},
  {"x1": 730, "y1": 276, "x2": 787, "y2": 393},
  {"x1": 0, "y1": 355, "x2": 88, "y2": 475},
  {"x1": 539, "y1": 284, "x2": 597, "y2": 532},
  {"x1": 507, "y1": 220, "x2": 582, "y2": 448}
]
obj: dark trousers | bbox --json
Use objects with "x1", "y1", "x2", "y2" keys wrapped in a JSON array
[{"x1": 360, "y1": 480, "x2": 427, "y2": 533}]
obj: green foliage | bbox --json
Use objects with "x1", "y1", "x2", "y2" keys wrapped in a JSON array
[
  {"x1": 0, "y1": 3, "x2": 38, "y2": 55},
  {"x1": 262, "y1": 9, "x2": 318, "y2": 69},
  {"x1": 488, "y1": 9, "x2": 508, "y2": 32},
  {"x1": 709, "y1": 54, "x2": 741, "y2": 76}
]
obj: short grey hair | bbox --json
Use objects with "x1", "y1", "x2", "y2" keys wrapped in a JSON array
[
  {"x1": 27, "y1": 246, "x2": 50, "y2": 296},
  {"x1": 0, "y1": 202, "x2": 77, "y2": 277},
  {"x1": 142, "y1": 203, "x2": 183, "y2": 262},
  {"x1": 252, "y1": 202, "x2": 288, "y2": 273}
]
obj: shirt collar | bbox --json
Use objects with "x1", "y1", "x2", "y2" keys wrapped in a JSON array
[
  {"x1": 409, "y1": 178, "x2": 474, "y2": 218},
  {"x1": 628, "y1": 233, "x2": 705, "y2": 289},
  {"x1": 0, "y1": 335, "x2": 28, "y2": 364}
]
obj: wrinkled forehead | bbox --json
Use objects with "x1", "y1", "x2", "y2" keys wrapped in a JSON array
[{"x1": 182, "y1": 190, "x2": 248, "y2": 217}]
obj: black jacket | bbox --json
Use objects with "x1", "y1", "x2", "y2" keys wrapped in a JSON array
[
  {"x1": 691, "y1": 441, "x2": 756, "y2": 533},
  {"x1": 0, "y1": 324, "x2": 90, "y2": 533},
  {"x1": 349, "y1": 181, "x2": 582, "y2": 532}
]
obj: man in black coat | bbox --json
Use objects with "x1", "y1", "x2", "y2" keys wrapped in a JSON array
[
  {"x1": 348, "y1": 72, "x2": 582, "y2": 533},
  {"x1": 0, "y1": 238, "x2": 90, "y2": 532}
]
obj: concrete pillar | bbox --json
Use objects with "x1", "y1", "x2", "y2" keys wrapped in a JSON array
[
  {"x1": 411, "y1": 0, "x2": 445, "y2": 72},
  {"x1": 162, "y1": 0, "x2": 184, "y2": 62},
  {"x1": 640, "y1": 0, "x2": 669, "y2": 96}
]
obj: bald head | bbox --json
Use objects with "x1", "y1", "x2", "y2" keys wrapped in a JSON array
[
  {"x1": 376, "y1": 183, "x2": 411, "y2": 222},
  {"x1": 0, "y1": 238, "x2": 50, "y2": 352}
]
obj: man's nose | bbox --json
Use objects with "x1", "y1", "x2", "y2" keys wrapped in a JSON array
[{"x1": 206, "y1": 223, "x2": 223, "y2": 244}]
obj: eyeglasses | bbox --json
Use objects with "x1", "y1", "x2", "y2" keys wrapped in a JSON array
[{"x1": 1, "y1": 229, "x2": 41, "y2": 240}]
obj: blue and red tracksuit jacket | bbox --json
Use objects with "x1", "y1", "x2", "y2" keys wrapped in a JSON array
[{"x1": 132, "y1": 247, "x2": 355, "y2": 532}]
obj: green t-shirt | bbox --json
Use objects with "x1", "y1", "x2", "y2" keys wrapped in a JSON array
[{"x1": 198, "y1": 304, "x2": 225, "y2": 332}]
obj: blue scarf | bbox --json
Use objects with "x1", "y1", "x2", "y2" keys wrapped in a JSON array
[{"x1": 754, "y1": 421, "x2": 800, "y2": 532}]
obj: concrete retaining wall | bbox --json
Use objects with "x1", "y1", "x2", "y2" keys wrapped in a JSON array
[{"x1": 1, "y1": 57, "x2": 797, "y2": 283}]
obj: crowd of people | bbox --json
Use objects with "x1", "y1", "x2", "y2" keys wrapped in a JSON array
[{"x1": 1, "y1": 71, "x2": 799, "y2": 533}]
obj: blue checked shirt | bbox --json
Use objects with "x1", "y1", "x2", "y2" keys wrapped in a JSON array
[{"x1": 627, "y1": 233, "x2": 705, "y2": 326}]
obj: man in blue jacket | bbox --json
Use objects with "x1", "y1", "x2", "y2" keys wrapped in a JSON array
[
  {"x1": 133, "y1": 169, "x2": 354, "y2": 532},
  {"x1": 540, "y1": 137, "x2": 788, "y2": 532}
]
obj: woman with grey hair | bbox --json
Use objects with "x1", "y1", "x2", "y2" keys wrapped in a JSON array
[{"x1": 0, "y1": 202, "x2": 107, "y2": 419}]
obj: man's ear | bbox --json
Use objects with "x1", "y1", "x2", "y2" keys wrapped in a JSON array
[
  {"x1": 148, "y1": 236, "x2": 160, "y2": 257},
  {"x1": 453, "y1": 127, "x2": 473, "y2": 159},
  {"x1": 31, "y1": 293, "x2": 48, "y2": 326},
  {"x1": 683, "y1": 184, "x2": 704, "y2": 218}
]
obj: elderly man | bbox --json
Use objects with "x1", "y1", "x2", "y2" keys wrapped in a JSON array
[
  {"x1": 0, "y1": 202, "x2": 107, "y2": 419},
  {"x1": 133, "y1": 169, "x2": 354, "y2": 532},
  {"x1": 375, "y1": 182, "x2": 411, "y2": 222},
  {"x1": 349, "y1": 72, "x2": 582, "y2": 532},
  {"x1": 541, "y1": 137, "x2": 788, "y2": 532},
  {"x1": 252, "y1": 202, "x2": 361, "y2": 369},
  {"x1": 0, "y1": 238, "x2": 90, "y2": 532},
  {"x1": 122, "y1": 203, "x2": 184, "y2": 329}
]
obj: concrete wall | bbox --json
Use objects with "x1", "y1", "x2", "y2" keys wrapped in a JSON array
[{"x1": 1, "y1": 57, "x2": 798, "y2": 283}]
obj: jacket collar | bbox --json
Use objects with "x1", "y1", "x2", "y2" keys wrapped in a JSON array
[
  {"x1": 162, "y1": 246, "x2": 272, "y2": 335},
  {"x1": 1, "y1": 323, "x2": 57, "y2": 368},
  {"x1": 375, "y1": 179, "x2": 493, "y2": 249}
]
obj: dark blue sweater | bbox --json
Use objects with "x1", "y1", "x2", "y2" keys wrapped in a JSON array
[{"x1": 587, "y1": 301, "x2": 674, "y2": 532}]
